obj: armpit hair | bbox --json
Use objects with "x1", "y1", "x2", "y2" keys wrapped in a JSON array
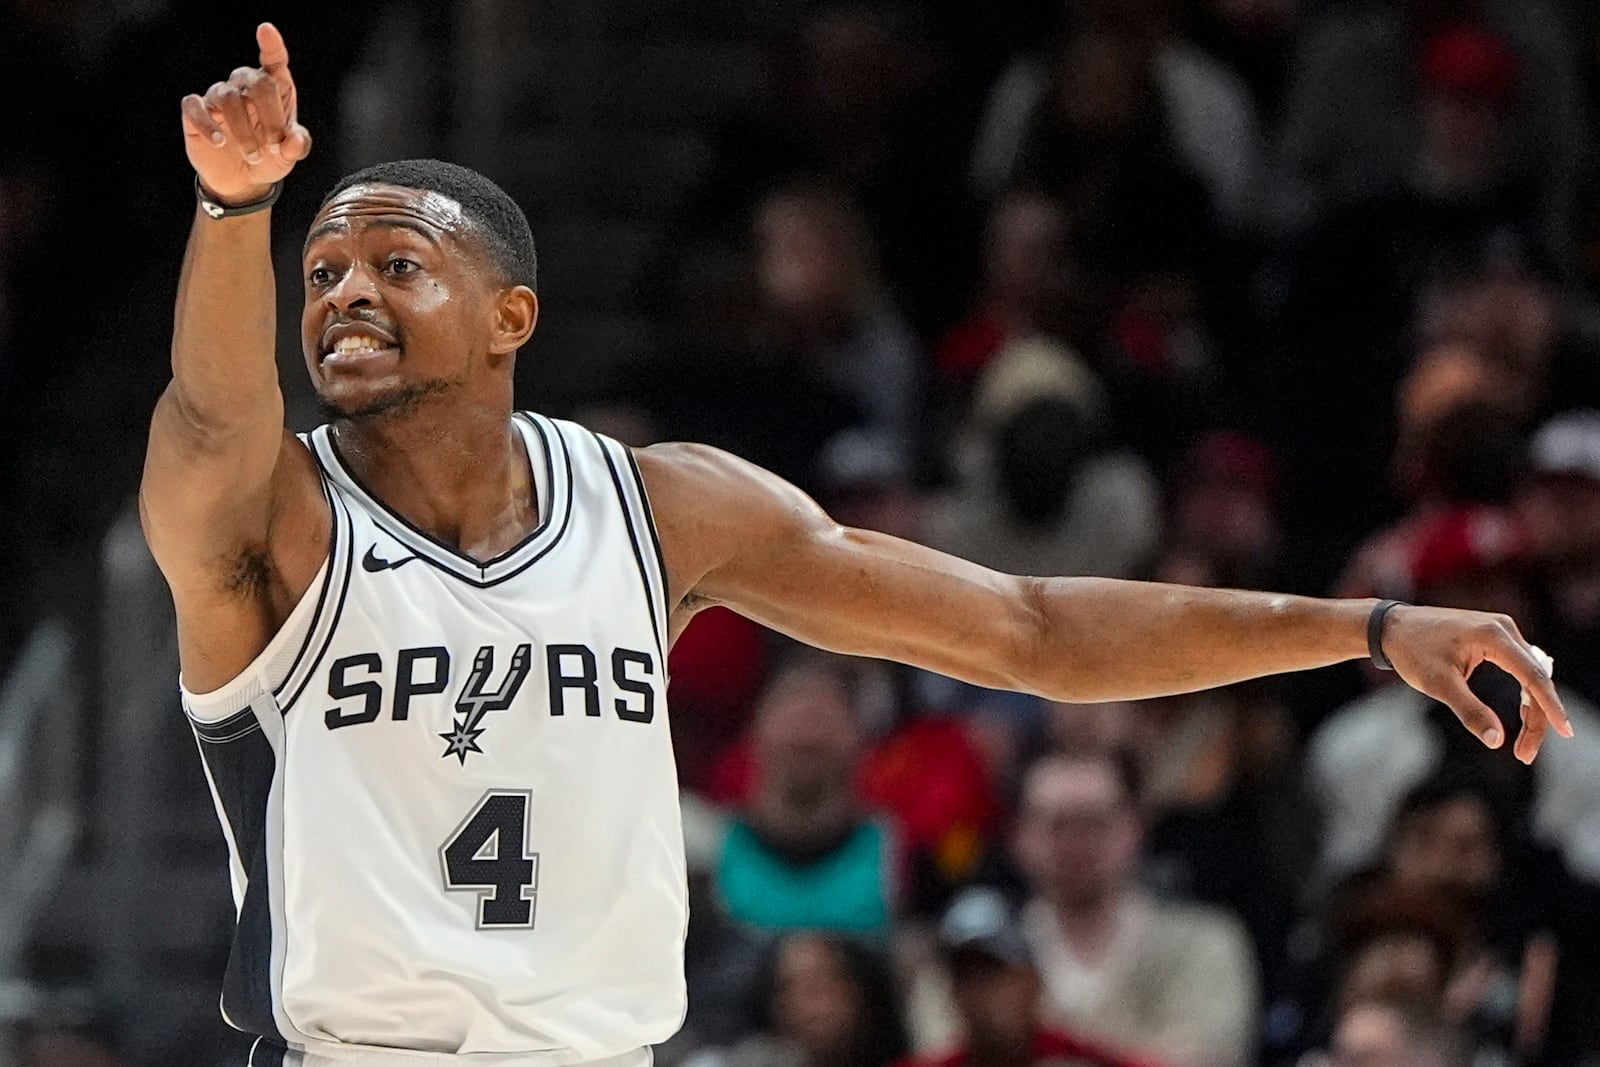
[{"x1": 222, "y1": 546, "x2": 273, "y2": 597}]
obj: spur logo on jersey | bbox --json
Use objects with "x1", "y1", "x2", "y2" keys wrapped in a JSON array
[
  {"x1": 321, "y1": 641, "x2": 659, "y2": 763},
  {"x1": 439, "y1": 644, "x2": 533, "y2": 764}
]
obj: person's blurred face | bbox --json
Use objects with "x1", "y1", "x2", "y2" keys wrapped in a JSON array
[
  {"x1": 1414, "y1": 280, "x2": 1554, "y2": 415},
  {"x1": 1340, "y1": 935, "x2": 1448, "y2": 1010},
  {"x1": 1390, "y1": 796, "x2": 1502, "y2": 897},
  {"x1": 752, "y1": 665, "x2": 863, "y2": 803},
  {"x1": 1014, "y1": 757, "x2": 1140, "y2": 907},
  {"x1": 950, "y1": 956, "x2": 1040, "y2": 1056},
  {"x1": 772, "y1": 935, "x2": 865, "y2": 1058},
  {"x1": 1173, "y1": 482, "x2": 1280, "y2": 570},
  {"x1": 1329, "y1": 1003, "x2": 1425, "y2": 1067},
  {"x1": 1419, "y1": 91, "x2": 1508, "y2": 196},
  {"x1": 985, "y1": 197, "x2": 1065, "y2": 308},
  {"x1": 1395, "y1": 342, "x2": 1496, "y2": 446},
  {"x1": 1474, "y1": 275, "x2": 1557, "y2": 374},
  {"x1": 756, "y1": 195, "x2": 860, "y2": 319}
]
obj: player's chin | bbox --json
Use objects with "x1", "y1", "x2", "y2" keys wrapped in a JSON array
[{"x1": 315, "y1": 378, "x2": 453, "y2": 423}]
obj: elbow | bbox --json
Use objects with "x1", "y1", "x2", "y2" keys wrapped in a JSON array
[
  {"x1": 1006, "y1": 574, "x2": 1113, "y2": 703},
  {"x1": 1008, "y1": 575, "x2": 1071, "y2": 700}
]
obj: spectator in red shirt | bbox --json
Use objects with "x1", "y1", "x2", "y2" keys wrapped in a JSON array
[{"x1": 899, "y1": 886, "x2": 1160, "y2": 1067}]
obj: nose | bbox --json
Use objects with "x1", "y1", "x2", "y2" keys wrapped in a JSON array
[{"x1": 325, "y1": 262, "x2": 380, "y2": 310}]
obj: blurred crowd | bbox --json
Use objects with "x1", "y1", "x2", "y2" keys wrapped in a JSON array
[
  {"x1": 9, "y1": 0, "x2": 1600, "y2": 1064},
  {"x1": 620, "y1": 1, "x2": 1600, "y2": 1060}
]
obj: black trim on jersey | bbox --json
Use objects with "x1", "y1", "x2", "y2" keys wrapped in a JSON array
[
  {"x1": 485, "y1": 417, "x2": 578, "y2": 586},
  {"x1": 277, "y1": 488, "x2": 356, "y2": 715},
  {"x1": 197, "y1": 724, "x2": 284, "y2": 1045},
  {"x1": 192, "y1": 705, "x2": 262, "y2": 744},
  {"x1": 315, "y1": 413, "x2": 575, "y2": 588},
  {"x1": 247, "y1": 1037, "x2": 288, "y2": 1066},
  {"x1": 596, "y1": 434, "x2": 666, "y2": 662},
  {"x1": 269, "y1": 475, "x2": 341, "y2": 700},
  {"x1": 325, "y1": 413, "x2": 552, "y2": 565},
  {"x1": 624, "y1": 448, "x2": 671, "y2": 617}
]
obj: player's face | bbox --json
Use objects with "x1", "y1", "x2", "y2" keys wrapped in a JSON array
[{"x1": 300, "y1": 184, "x2": 505, "y2": 420}]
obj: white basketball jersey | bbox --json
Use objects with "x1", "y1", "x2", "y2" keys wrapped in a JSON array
[{"x1": 181, "y1": 413, "x2": 687, "y2": 1065}]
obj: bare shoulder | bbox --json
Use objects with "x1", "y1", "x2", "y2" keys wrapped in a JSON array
[
  {"x1": 633, "y1": 441, "x2": 816, "y2": 524},
  {"x1": 632, "y1": 441, "x2": 825, "y2": 546},
  {"x1": 631, "y1": 441, "x2": 827, "y2": 616}
]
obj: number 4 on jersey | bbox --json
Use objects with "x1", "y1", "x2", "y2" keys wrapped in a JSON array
[{"x1": 441, "y1": 791, "x2": 539, "y2": 928}]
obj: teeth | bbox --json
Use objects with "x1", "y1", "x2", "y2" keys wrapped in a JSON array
[{"x1": 332, "y1": 335, "x2": 386, "y2": 355}]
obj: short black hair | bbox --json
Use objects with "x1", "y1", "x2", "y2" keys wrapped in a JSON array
[{"x1": 320, "y1": 159, "x2": 537, "y2": 290}]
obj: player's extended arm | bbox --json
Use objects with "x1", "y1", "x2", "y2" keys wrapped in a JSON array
[
  {"x1": 642, "y1": 443, "x2": 1572, "y2": 764},
  {"x1": 140, "y1": 23, "x2": 313, "y2": 576}
]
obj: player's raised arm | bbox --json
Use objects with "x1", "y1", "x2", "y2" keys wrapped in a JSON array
[
  {"x1": 141, "y1": 22, "x2": 313, "y2": 574},
  {"x1": 640, "y1": 443, "x2": 1573, "y2": 765},
  {"x1": 142, "y1": 23, "x2": 331, "y2": 696}
]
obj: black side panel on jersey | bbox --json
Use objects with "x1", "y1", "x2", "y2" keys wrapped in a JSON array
[
  {"x1": 199, "y1": 723, "x2": 284, "y2": 1043},
  {"x1": 247, "y1": 1036, "x2": 289, "y2": 1066}
]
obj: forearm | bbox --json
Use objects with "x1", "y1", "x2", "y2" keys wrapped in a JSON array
[
  {"x1": 168, "y1": 201, "x2": 283, "y2": 431},
  {"x1": 1021, "y1": 577, "x2": 1373, "y2": 703}
]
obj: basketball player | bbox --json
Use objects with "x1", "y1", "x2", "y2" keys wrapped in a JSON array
[{"x1": 142, "y1": 23, "x2": 1571, "y2": 1067}]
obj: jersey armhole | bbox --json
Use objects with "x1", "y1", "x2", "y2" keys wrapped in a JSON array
[
  {"x1": 181, "y1": 475, "x2": 352, "y2": 723},
  {"x1": 590, "y1": 431, "x2": 670, "y2": 663}
]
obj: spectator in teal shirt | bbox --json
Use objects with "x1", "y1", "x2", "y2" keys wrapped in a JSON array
[{"x1": 716, "y1": 651, "x2": 900, "y2": 936}]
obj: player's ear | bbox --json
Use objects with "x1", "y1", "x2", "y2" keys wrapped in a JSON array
[{"x1": 489, "y1": 286, "x2": 538, "y2": 355}]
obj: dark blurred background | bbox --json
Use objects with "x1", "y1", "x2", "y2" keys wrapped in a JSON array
[{"x1": 5, "y1": 0, "x2": 1600, "y2": 1064}]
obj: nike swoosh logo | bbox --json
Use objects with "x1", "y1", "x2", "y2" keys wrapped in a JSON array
[{"x1": 362, "y1": 544, "x2": 422, "y2": 572}]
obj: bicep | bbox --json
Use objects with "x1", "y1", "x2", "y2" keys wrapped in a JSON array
[{"x1": 650, "y1": 444, "x2": 1044, "y2": 691}]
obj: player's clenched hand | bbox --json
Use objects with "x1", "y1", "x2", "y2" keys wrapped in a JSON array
[
  {"x1": 181, "y1": 22, "x2": 311, "y2": 205},
  {"x1": 1382, "y1": 605, "x2": 1573, "y2": 764}
]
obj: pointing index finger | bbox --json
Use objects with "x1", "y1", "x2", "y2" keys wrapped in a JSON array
[{"x1": 257, "y1": 22, "x2": 293, "y2": 87}]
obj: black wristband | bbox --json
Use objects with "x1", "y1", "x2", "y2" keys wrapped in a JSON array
[
  {"x1": 1368, "y1": 599, "x2": 1405, "y2": 671},
  {"x1": 196, "y1": 176, "x2": 282, "y2": 219}
]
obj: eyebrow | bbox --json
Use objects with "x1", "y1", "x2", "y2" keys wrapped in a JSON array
[{"x1": 303, "y1": 216, "x2": 444, "y2": 250}]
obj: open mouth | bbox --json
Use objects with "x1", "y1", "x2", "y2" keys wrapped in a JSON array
[{"x1": 321, "y1": 322, "x2": 400, "y2": 365}]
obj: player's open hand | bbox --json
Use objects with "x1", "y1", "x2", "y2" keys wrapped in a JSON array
[
  {"x1": 181, "y1": 23, "x2": 311, "y2": 205},
  {"x1": 1383, "y1": 605, "x2": 1573, "y2": 764}
]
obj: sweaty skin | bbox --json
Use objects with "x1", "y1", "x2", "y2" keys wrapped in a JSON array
[{"x1": 143, "y1": 24, "x2": 1572, "y2": 770}]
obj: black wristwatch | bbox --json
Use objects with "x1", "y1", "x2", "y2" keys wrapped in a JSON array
[{"x1": 196, "y1": 176, "x2": 282, "y2": 219}]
